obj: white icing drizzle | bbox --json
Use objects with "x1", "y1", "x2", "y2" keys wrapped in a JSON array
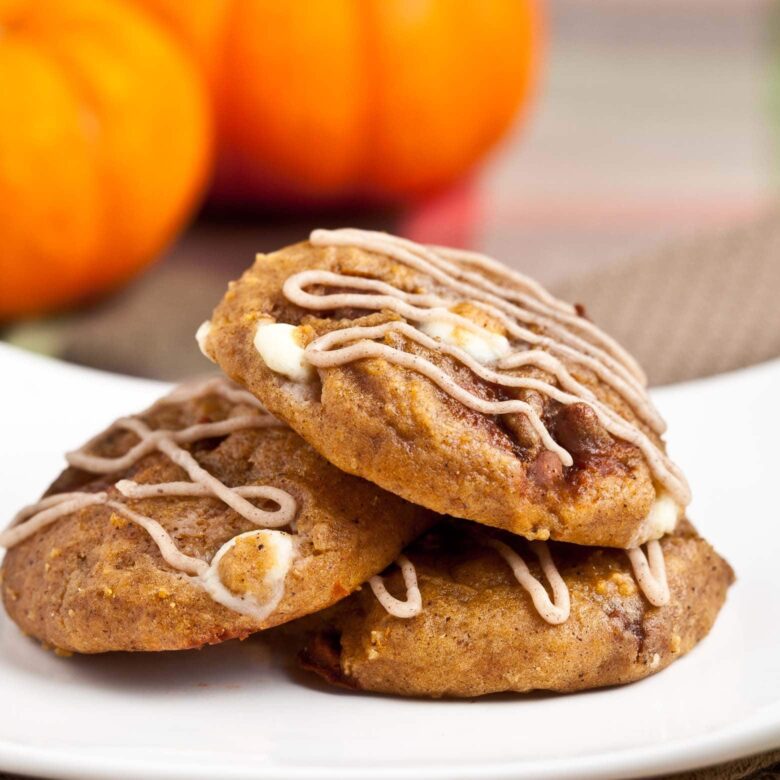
[
  {"x1": 626, "y1": 540, "x2": 670, "y2": 606},
  {"x1": 0, "y1": 378, "x2": 299, "y2": 622},
  {"x1": 367, "y1": 534, "x2": 671, "y2": 624},
  {"x1": 161, "y1": 376, "x2": 263, "y2": 410},
  {"x1": 2, "y1": 492, "x2": 110, "y2": 549},
  {"x1": 311, "y1": 229, "x2": 646, "y2": 386},
  {"x1": 278, "y1": 228, "x2": 689, "y2": 507},
  {"x1": 487, "y1": 538, "x2": 571, "y2": 624},
  {"x1": 368, "y1": 555, "x2": 422, "y2": 618},
  {"x1": 435, "y1": 243, "x2": 648, "y2": 386},
  {"x1": 307, "y1": 323, "x2": 570, "y2": 463}
]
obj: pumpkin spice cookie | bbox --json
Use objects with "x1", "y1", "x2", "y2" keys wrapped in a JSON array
[
  {"x1": 300, "y1": 520, "x2": 734, "y2": 698},
  {"x1": 0, "y1": 378, "x2": 434, "y2": 653},
  {"x1": 203, "y1": 228, "x2": 689, "y2": 549}
]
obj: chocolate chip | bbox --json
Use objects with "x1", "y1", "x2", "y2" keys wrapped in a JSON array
[
  {"x1": 530, "y1": 450, "x2": 564, "y2": 488},
  {"x1": 553, "y1": 403, "x2": 612, "y2": 458}
]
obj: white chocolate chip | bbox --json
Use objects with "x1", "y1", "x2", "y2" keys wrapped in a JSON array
[
  {"x1": 195, "y1": 320, "x2": 214, "y2": 362},
  {"x1": 419, "y1": 318, "x2": 511, "y2": 364},
  {"x1": 254, "y1": 322, "x2": 314, "y2": 382},
  {"x1": 645, "y1": 492, "x2": 680, "y2": 537},
  {"x1": 201, "y1": 529, "x2": 294, "y2": 622},
  {"x1": 631, "y1": 491, "x2": 681, "y2": 545}
]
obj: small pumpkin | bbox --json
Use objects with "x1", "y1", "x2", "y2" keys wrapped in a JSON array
[
  {"x1": 0, "y1": 0, "x2": 212, "y2": 319},
  {"x1": 135, "y1": 0, "x2": 540, "y2": 206}
]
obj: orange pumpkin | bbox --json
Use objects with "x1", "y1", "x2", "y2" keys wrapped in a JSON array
[
  {"x1": 133, "y1": 0, "x2": 540, "y2": 206},
  {"x1": 0, "y1": 0, "x2": 212, "y2": 319}
]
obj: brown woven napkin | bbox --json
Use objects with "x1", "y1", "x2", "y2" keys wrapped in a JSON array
[{"x1": 552, "y1": 211, "x2": 780, "y2": 387}]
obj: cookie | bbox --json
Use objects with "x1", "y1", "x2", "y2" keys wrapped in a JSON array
[
  {"x1": 204, "y1": 228, "x2": 688, "y2": 548},
  {"x1": 0, "y1": 378, "x2": 434, "y2": 653},
  {"x1": 300, "y1": 520, "x2": 734, "y2": 698}
]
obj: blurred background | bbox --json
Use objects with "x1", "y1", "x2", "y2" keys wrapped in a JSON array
[{"x1": 2, "y1": 0, "x2": 779, "y2": 386}]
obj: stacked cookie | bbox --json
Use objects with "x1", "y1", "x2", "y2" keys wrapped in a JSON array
[{"x1": 1, "y1": 229, "x2": 732, "y2": 697}]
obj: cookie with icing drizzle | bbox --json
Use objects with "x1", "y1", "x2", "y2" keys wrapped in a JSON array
[
  {"x1": 0, "y1": 378, "x2": 434, "y2": 653},
  {"x1": 300, "y1": 520, "x2": 734, "y2": 698},
  {"x1": 204, "y1": 228, "x2": 688, "y2": 548}
]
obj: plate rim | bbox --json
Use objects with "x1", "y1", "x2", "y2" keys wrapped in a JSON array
[
  {"x1": 1, "y1": 345, "x2": 779, "y2": 780},
  {"x1": 0, "y1": 706, "x2": 777, "y2": 780}
]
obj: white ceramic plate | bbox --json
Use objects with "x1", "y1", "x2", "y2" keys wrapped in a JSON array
[{"x1": 0, "y1": 343, "x2": 778, "y2": 780}]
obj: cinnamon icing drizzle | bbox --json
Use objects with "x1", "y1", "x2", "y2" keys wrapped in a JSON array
[
  {"x1": 281, "y1": 228, "x2": 677, "y2": 616},
  {"x1": 289, "y1": 228, "x2": 689, "y2": 506},
  {"x1": 0, "y1": 378, "x2": 298, "y2": 622},
  {"x1": 487, "y1": 538, "x2": 571, "y2": 623},
  {"x1": 369, "y1": 555, "x2": 422, "y2": 618},
  {"x1": 367, "y1": 536, "x2": 669, "y2": 624},
  {"x1": 1, "y1": 228, "x2": 678, "y2": 633}
]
